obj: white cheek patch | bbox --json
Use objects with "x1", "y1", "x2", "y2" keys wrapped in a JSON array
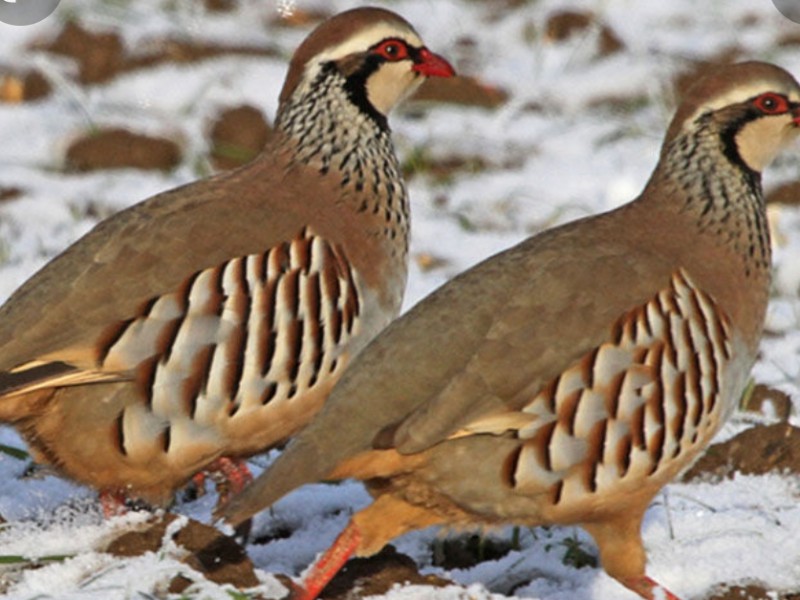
[
  {"x1": 735, "y1": 115, "x2": 799, "y2": 172},
  {"x1": 366, "y1": 61, "x2": 422, "y2": 114}
]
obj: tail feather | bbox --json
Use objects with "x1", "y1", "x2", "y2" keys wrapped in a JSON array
[
  {"x1": 219, "y1": 435, "x2": 336, "y2": 526},
  {"x1": 218, "y1": 364, "x2": 403, "y2": 526},
  {"x1": 0, "y1": 361, "x2": 127, "y2": 422},
  {"x1": 0, "y1": 361, "x2": 75, "y2": 399},
  {"x1": 0, "y1": 361, "x2": 130, "y2": 406}
]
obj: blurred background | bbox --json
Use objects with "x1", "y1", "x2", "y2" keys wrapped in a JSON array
[{"x1": 1, "y1": 1, "x2": 800, "y2": 599}]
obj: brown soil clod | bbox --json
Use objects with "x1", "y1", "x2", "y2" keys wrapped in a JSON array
[
  {"x1": 42, "y1": 22, "x2": 125, "y2": 85},
  {"x1": 544, "y1": 10, "x2": 624, "y2": 56},
  {"x1": 269, "y1": 8, "x2": 333, "y2": 28},
  {"x1": 319, "y1": 545, "x2": 452, "y2": 600},
  {"x1": 204, "y1": 0, "x2": 237, "y2": 12},
  {"x1": 0, "y1": 70, "x2": 51, "y2": 103},
  {"x1": 683, "y1": 423, "x2": 800, "y2": 482},
  {"x1": 766, "y1": 181, "x2": 800, "y2": 206},
  {"x1": 106, "y1": 513, "x2": 259, "y2": 589},
  {"x1": 740, "y1": 384, "x2": 792, "y2": 421},
  {"x1": 37, "y1": 21, "x2": 278, "y2": 85},
  {"x1": 413, "y1": 76, "x2": 508, "y2": 109},
  {"x1": 209, "y1": 104, "x2": 272, "y2": 170},
  {"x1": 706, "y1": 583, "x2": 800, "y2": 600},
  {"x1": 65, "y1": 128, "x2": 182, "y2": 172},
  {"x1": 0, "y1": 187, "x2": 23, "y2": 203}
]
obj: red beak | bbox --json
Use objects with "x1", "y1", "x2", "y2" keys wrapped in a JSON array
[
  {"x1": 793, "y1": 105, "x2": 800, "y2": 126},
  {"x1": 413, "y1": 48, "x2": 456, "y2": 78}
]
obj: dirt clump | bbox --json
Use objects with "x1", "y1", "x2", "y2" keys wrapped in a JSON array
[
  {"x1": 319, "y1": 545, "x2": 452, "y2": 599},
  {"x1": 544, "y1": 10, "x2": 624, "y2": 56},
  {"x1": 107, "y1": 513, "x2": 259, "y2": 589},
  {"x1": 65, "y1": 128, "x2": 182, "y2": 172},
  {"x1": 39, "y1": 21, "x2": 277, "y2": 85},
  {"x1": 209, "y1": 105, "x2": 272, "y2": 170},
  {"x1": 683, "y1": 422, "x2": 800, "y2": 482}
]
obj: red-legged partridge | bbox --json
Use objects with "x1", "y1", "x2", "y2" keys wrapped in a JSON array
[
  {"x1": 222, "y1": 62, "x2": 800, "y2": 600},
  {"x1": 0, "y1": 8, "x2": 454, "y2": 511}
]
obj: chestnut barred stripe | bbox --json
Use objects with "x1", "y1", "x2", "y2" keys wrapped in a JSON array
[
  {"x1": 512, "y1": 270, "x2": 732, "y2": 507},
  {"x1": 100, "y1": 228, "x2": 362, "y2": 457}
]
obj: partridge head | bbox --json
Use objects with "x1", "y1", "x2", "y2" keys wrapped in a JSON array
[
  {"x1": 222, "y1": 61, "x2": 800, "y2": 600},
  {"x1": 0, "y1": 7, "x2": 454, "y2": 512}
]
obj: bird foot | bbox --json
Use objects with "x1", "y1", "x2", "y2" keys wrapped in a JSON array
[
  {"x1": 99, "y1": 489, "x2": 128, "y2": 518},
  {"x1": 620, "y1": 575, "x2": 682, "y2": 600},
  {"x1": 289, "y1": 521, "x2": 362, "y2": 600},
  {"x1": 194, "y1": 457, "x2": 253, "y2": 508},
  {"x1": 98, "y1": 490, "x2": 152, "y2": 517}
]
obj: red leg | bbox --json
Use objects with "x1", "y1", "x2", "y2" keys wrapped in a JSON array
[
  {"x1": 620, "y1": 575, "x2": 682, "y2": 600},
  {"x1": 190, "y1": 471, "x2": 209, "y2": 497},
  {"x1": 290, "y1": 521, "x2": 362, "y2": 600},
  {"x1": 204, "y1": 457, "x2": 253, "y2": 507},
  {"x1": 99, "y1": 489, "x2": 128, "y2": 518}
]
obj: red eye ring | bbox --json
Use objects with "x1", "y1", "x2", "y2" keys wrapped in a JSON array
[
  {"x1": 373, "y1": 39, "x2": 410, "y2": 62},
  {"x1": 753, "y1": 92, "x2": 790, "y2": 115}
]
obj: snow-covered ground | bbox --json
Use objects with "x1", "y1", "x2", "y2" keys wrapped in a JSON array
[{"x1": 1, "y1": 1, "x2": 800, "y2": 598}]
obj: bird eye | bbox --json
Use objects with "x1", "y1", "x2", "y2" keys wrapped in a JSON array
[
  {"x1": 373, "y1": 39, "x2": 410, "y2": 62},
  {"x1": 753, "y1": 92, "x2": 790, "y2": 115}
]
